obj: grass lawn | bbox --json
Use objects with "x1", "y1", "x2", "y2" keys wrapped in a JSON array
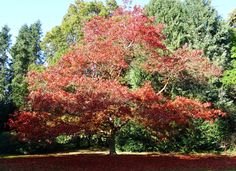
[{"x1": 1, "y1": 151, "x2": 236, "y2": 171}]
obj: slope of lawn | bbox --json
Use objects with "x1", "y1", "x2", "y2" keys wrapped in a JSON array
[{"x1": 1, "y1": 152, "x2": 236, "y2": 171}]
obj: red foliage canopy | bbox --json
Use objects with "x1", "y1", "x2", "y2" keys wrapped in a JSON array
[{"x1": 9, "y1": 7, "x2": 224, "y2": 141}]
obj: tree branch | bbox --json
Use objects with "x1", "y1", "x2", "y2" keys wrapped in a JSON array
[{"x1": 156, "y1": 77, "x2": 170, "y2": 95}]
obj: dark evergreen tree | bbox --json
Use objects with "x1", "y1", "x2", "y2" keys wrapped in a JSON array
[
  {"x1": 10, "y1": 21, "x2": 42, "y2": 108},
  {"x1": 0, "y1": 25, "x2": 11, "y2": 131}
]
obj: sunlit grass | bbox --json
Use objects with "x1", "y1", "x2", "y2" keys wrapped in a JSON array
[{"x1": 1, "y1": 150, "x2": 236, "y2": 159}]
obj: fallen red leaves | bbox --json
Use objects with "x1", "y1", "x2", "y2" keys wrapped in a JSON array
[{"x1": 1, "y1": 154, "x2": 236, "y2": 171}]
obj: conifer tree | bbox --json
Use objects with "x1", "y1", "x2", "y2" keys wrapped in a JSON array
[
  {"x1": 146, "y1": 0, "x2": 231, "y2": 67},
  {"x1": 0, "y1": 25, "x2": 11, "y2": 130},
  {"x1": 10, "y1": 21, "x2": 42, "y2": 108},
  {"x1": 0, "y1": 25, "x2": 11, "y2": 101},
  {"x1": 223, "y1": 8, "x2": 236, "y2": 86}
]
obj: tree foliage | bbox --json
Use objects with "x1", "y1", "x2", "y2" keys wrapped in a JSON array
[
  {"x1": 0, "y1": 25, "x2": 11, "y2": 130},
  {"x1": 145, "y1": 1, "x2": 232, "y2": 138},
  {"x1": 145, "y1": 0, "x2": 231, "y2": 67},
  {"x1": 41, "y1": 0, "x2": 118, "y2": 65},
  {"x1": 10, "y1": 21, "x2": 43, "y2": 108},
  {"x1": 0, "y1": 25, "x2": 11, "y2": 101},
  {"x1": 221, "y1": 9, "x2": 236, "y2": 132},
  {"x1": 9, "y1": 7, "x2": 224, "y2": 154},
  {"x1": 228, "y1": 8, "x2": 236, "y2": 28},
  {"x1": 222, "y1": 14, "x2": 236, "y2": 86}
]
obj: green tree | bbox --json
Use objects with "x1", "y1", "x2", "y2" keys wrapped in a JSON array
[
  {"x1": 145, "y1": 0, "x2": 234, "y2": 116},
  {"x1": 144, "y1": 0, "x2": 231, "y2": 150},
  {"x1": 0, "y1": 25, "x2": 11, "y2": 101},
  {"x1": 222, "y1": 8, "x2": 236, "y2": 86},
  {"x1": 10, "y1": 21, "x2": 43, "y2": 108},
  {"x1": 41, "y1": 0, "x2": 118, "y2": 65},
  {"x1": 221, "y1": 9, "x2": 236, "y2": 133},
  {"x1": 222, "y1": 30, "x2": 236, "y2": 86},
  {"x1": 146, "y1": 0, "x2": 231, "y2": 67},
  {"x1": 145, "y1": 0, "x2": 185, "y2": 50},
  {"x1": 0, "y1": 25, "x2": 11, "y2": 130},
  {"x1": 228, "y1": 8, "x2": 236, "y2": 27}
]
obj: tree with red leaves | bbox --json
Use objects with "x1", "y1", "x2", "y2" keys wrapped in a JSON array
[{"x1": 9, "y1": 7, "x2": 224, "y2": 155}]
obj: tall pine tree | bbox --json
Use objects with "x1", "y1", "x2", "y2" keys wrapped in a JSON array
[
  {"x1": 0, "y1": 25, "x2": 11, "y2": 101},
  {"x1": 10, "y1": 21, "x2": 42, "y2": 108},
  {"x1": 0, "y1": 25, "x2": 11, "y2": 130},
  {"x1": 223, "y1": 8, "x2": 236, "y2": 86}
]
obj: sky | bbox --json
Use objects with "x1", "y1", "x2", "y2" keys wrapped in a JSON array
[{"x1": 0, "y1": 0, "x2": 235, "y2": 42}]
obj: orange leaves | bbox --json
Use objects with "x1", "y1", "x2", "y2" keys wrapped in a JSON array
[
  {"x1": 83, "y1": 6, "x2": 167, "y2": 76},
  {"x1": 8, "y1": 112, "x2": 51, "y2": 141},
  {"x1": 142, "y1": 46, "x2": 222, "y2": 83},
  {"x1": 170, "y1": 97, "x2": 225, "y2": 120},
  {"x1": 9, "y1": 111, "x2": 82, "y2": 141},
  {"x1": 136, "y1": 95, "x2": 226, "y2": 131},
  {"x1": 132, "y1": 82, "x2": 163, "y2": 103},
  {"x1": 173, "y1": 46, "x2": 222, "y2": 81},
  {"x1": 9, "y1": 7, "x2": 225, "y2": 141}
]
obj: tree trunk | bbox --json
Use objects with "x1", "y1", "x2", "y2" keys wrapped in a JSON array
[{"x1": 109, "y1": 129, "x2": 117, "y2": 155}]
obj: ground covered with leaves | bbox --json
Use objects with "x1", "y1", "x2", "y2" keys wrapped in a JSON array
[{"x1": 0, "y1": 153, "x2": 236, "y2": 171}]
